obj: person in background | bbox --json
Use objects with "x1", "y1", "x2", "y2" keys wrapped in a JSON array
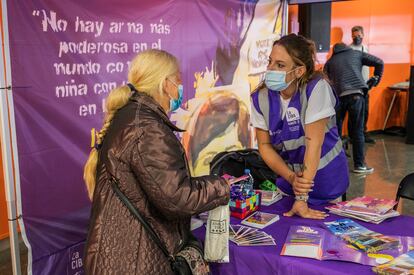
[
  {"x1": 324, "y1": 43, "x2": 384, "y2": 174},
  {"x1": 251, "y1": 34, "x2": 349, "y2": 219},
  {"x1": 349, "y1": 25, "x2": 378, "y2": 144},
  {"x1": 83, "y1": 49, "x2": 230, "y2": 275}
]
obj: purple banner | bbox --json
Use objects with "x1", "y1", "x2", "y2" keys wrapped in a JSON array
[{"x1": 7, "y1": 0, "x2": 282, "y2": 273}]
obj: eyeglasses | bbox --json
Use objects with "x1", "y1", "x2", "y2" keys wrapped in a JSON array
[{"x1": 167, "y1": 78, "x2": 179, "y2": 87}]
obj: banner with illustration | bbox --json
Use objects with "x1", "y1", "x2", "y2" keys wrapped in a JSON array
[{"x1": 7, "y1": 0, "x2": 282, "y2": 273}]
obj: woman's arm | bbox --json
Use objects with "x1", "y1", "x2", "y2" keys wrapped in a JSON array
[
  {"x1": 302, "y1": 117, "x2": 329, "y2": 182},
  {"x1": 130, "y1": 122, "x2": 230, "y2": 220},
  {"x1": 284, "y1": 117, "x2": 330, "y2": 220},
  {"x1": 256, "y1": 128, "x2": 313, "y2": 194},
  {"x1": 256, "y1": 128, "x2": 295, "y2": 182}
]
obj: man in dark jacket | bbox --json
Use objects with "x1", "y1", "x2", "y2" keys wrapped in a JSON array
[{"x1": 324, "y1": 43, "x2": 384, "y2": 174}]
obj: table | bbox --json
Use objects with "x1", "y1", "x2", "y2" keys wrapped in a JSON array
[
  {"x1": 193, "y1": 197, "x2": 414, "y2": 275},
  {"x1": 383, "y1": 82, "x2": 409, "y2": 130}
]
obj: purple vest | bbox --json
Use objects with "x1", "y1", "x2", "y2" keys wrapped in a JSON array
[{"x1": 251, "y1": 78, "x2": 349, "y2": 205}]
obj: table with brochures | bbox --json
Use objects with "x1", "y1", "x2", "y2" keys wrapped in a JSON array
[{"x1": 193, "y1": 196, "x2": 414, "y2": 275}]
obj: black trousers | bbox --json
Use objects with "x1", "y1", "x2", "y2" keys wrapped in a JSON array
[
  {"x1": 347, "y1": 91, "x2": 370, "y2": 135},
  {"x1": 364, "y1": 93, "x2": 369, "y2": 133},
  {"x1": 337, "y1": 94, "x2": 366, "y2": 168}
]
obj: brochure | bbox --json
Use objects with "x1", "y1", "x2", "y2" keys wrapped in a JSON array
[
  {"x1": 373, "y1": 250, "x2": 414, "y2": 274},
  {"x1": 241, "y1": 211, "x2": 280, "y2": 229},
  {"x1": 282, "y1": 225, "x2": 414, "y2": 266},
  {"x1": 229, "y1": 224, "x2": 276, "y2": 246},
  {"x1": 325, "y1": 219, "x2": 400, "y2": 253},
  {"x1": 256, "y1": 190, "x2": 283, "y2": 206}
]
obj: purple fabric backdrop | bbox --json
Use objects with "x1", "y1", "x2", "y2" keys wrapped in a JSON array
[{"x1": 6, "y1": 0, "x2": 280, "y2": 274}]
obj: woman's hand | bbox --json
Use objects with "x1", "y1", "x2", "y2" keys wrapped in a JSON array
[
  {"x1": 283, "y1": 200, "x2": 328, "y2": 220},
  {"x1": 289, "y1": 171, "x2": 314, "y2": 195}
]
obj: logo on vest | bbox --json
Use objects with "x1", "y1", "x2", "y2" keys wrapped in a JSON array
[
  {"x1": 286, "y1": 107, "x2": 300, "y2": 123},
  {"x1": 269, "y1": 129, "x2": 282, "y2": 136}
]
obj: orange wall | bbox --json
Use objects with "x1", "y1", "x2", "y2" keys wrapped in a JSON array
[{"x1": 290, "y1": 0, "x2": 414, "y2": 131}]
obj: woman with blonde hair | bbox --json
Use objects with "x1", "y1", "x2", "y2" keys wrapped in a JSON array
[{"x1": 83, "y1": 49, "x2": 230, "y2": 275}]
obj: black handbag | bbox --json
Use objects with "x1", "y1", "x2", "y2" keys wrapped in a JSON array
[
  {"x1": 210, "y1": 149, "x2": 277, "y2": 189},
  {"x1": 110, "y1": 178, "x2": 208, "y2": 275}
]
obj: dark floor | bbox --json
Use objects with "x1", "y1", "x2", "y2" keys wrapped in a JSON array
[
  {"x1": 345, "y1": 134, "x2": 414, "y2": 216},
  {"x1": 0, "y1": 134, "x2": 413, "y2": 275},
  {"x1": 0, "y1": 238, "x2": 27, "y2": 275}
]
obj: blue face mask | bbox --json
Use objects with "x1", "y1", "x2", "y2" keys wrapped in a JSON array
[
  {"x1": 264, "y1": 69, "x2": 296, "y2": 91},
  {"x1": 168, "y1": 79, "x2": 183, "y2": 112}
]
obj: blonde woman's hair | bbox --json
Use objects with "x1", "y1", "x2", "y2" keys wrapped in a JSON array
[{"x1": 83, "y1": 49, "x2": 179, "y2": 200}]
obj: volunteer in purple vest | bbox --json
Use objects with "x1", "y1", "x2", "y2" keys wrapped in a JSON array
[{"x1": 251, "y1": 34, "x2": 349, "y2": 219}]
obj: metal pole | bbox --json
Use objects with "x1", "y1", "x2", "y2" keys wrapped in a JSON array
[
  {"x1": 0, "y1": 0, "x2": 22, "y2": 274},
  {"x1": 0, "y1": 61, "x2": 22, "y2": 274},
  {"x1": 281, "y1": 0, "x2": 289, "y2": 36},
  {"x1": 382, "y1": 90, "x2": 398, "y2": 131}
]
